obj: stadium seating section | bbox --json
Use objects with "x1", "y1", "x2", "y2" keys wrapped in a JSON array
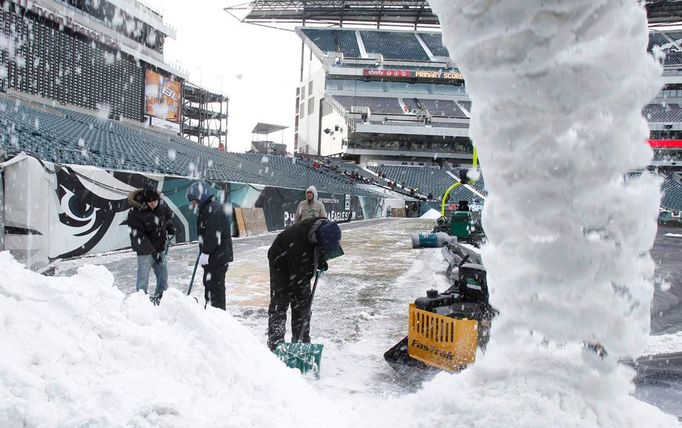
[
  {"x1": 402, "y1": 98, "x2": 467, "y2": 118},
  {"x1": 0, "y1": 99, "x2": 378, "y2": 197},
  {"x1": 374, "y1": 164, "x2": 482, "y2": 202},
  {"x1": 301, "y1": 29, "x2": 682, "y2": 66},
  {"x1": 647, "y1": 31, "x2": 682, "y2": 65},
  {"x1": 664, "y1": 51, "x2": 682, "y2": 66},
  {"x1": 662, "y1": 175, "x2": 682, "y2": 211},
  {"x1": 648, "y1": 32, "x2": 670, "y2": 52},
  {"x1": 300, "y1": 28, "x2": 362, "y2": 58},
  {"x1": 331, "y1": 160, "x2": 390, "y2": 186},
  {"x1": 418, "y1": 33, "x2": 450, "y2": 57},
  {"x1": 351, "y1": 139, "x2": 470, "y2": 154},
  {"x1": 0, "y1": 7, "x2": 144, "y2": 122},
  {"x1": 458, "y1": 101, "x2": 472, "y2": 113},
  {"x1": 302, "y1": 29, "x2": 440, "y2": 61},
  {"x1": 331, "y1": 95, "x2": 470, "y2": 120},
  {"x1": 302, "y1": 28, "x2": 682, "y2": 68},
  {"x1": 3, "y1": 97, "x2": 681, "y2": 212},
  {"x1": 332, "y1": 95, "x2": 404, "y2": 114},
  {"x1": 361, "y1": 31, "x2": 430, "y2": 61},
  {"x1": 643, "y1": 104, "x2": 682, "y2": 122},
  {"x1": 627, "y1": 171, "x2": 682, "y2": 212}
]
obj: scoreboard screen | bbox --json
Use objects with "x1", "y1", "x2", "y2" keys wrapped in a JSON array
[{"x1": 362, "y1": 69, "x2": 464, "y2": 81}]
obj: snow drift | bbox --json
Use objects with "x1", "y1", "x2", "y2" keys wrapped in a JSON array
[{"x1": 0, "y1": 252, "x2": 342, "y2": 427}]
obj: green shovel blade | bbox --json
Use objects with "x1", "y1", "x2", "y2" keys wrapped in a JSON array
[{"x1": 274, "y1": 342, "x2": 324, "y2": 377}]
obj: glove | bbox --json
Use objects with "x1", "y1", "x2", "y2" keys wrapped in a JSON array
[
  {"x1": 152, "y1": 251, "x2": 163, "y2": 263},
  {"x1": 198, "y1": 253, "x2": 210, "y2": 266},
  {"x1": 318, "y1": 260, "x2": 328, "y2": 272},
  {"x1": 166, "y1": 224, "x2": 176, "y2": 237}
]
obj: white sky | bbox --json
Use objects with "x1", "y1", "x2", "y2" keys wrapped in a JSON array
[{"x1": 147, "y1": 0, "x2": 301, "y2": 153}]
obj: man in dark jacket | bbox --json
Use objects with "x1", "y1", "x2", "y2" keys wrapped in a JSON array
[
  {"x1": 127, "y1": 185, "x2": 175, "y2": 304},
  {"x1": 267, "y1": 217, "x2": 342, "y2": 351},
  {"x1": 186, "y1": 181, "x2": 233, "y2": 310}
]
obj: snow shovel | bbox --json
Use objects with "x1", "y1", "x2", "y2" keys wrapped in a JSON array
[
  {"x1": 274, "y1": 270, "x2": 324, "y2": 378},
  {"x1": 186, "y1": 253, "x2": 201, "y2": 296}
]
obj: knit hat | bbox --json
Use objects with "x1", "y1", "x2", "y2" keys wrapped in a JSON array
[
  {"x1": 315, "y1": 221, "x2": 342, "y2": 253},
  {"x1": 186, "y1": 181, "x2": 209, "y2": 203},
  {"x1": 141, "y1": 185, "x2": 159, "y2": 203}
]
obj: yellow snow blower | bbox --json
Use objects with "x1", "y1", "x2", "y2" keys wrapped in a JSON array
[{"x1": 384, "y1": 259, "x2": 495, "y2": 374}]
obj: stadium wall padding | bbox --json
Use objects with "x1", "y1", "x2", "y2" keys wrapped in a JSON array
[{"x1": 1, "y1": 155, "x2": 384, "y2": 268}]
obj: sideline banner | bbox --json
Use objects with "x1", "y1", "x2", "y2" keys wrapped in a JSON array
[
  {"x1": 2, "y1": 154, "x2": 51, "y2": 269},
  {"x1": 2, "y1": 156, "x2": 384, "y2": 268}
]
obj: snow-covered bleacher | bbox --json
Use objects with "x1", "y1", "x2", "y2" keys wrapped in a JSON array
[
  {"x1": 332, "y1": 96, "x2": 404, "y2": 115},
  {"x1": 644, "y1": 103, "x2": 682, "y2": 122},
  {"x1": 662, "y1": 174, "x2": 682, "y2": 211},
  {"x1": 300, "y1": 28, "x2": 449, "y2": 61},
  {"x1": 0, "y1": 97, "x2": 380, "y2": 197},
  {"x1": 360, "y1": 31, "x2": 430, "y2": 61},
  {"x1": 419, "y1": 32, "x2": 449, "y2": 57},
  {"x1": 402, "y1": 98, "x2": 468, "y2": 118},
  {"x1": 300, "y1": 28, "x2": 362, "y2": 58}
]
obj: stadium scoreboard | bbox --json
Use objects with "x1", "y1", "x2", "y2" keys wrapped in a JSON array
[{"x1": 362, "y1": 69, "x2": 464, "y2": 82}]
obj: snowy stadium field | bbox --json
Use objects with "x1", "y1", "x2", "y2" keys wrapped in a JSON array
[{"x1": 42, "y1": 218, "x2": 682, "y2": 418}]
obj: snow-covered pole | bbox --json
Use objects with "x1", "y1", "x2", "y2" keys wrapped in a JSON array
[{"x1": 430, "y1": 1, "x2": 661, "y2": 358}]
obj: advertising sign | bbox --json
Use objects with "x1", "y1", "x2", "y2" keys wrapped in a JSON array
[{"x1": 145, "y1": 69, "x2": 181, "y2": 122}]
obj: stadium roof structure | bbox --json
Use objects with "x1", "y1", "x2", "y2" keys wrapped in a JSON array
[
  {"x1": 228, "y1": 1, "x2": 682, "y2": 28},
  {"x1": 252, "y1": 122, "x2": 288, "y2": 135},
  {"x1": 184, "y1": 82, "x2": 229, "y2": 104},
  {"x1": 647, "y1": 0, "x2": 682, "y2": 25},
  {"x1": 227, "y1": 0, "x2": 439, "y2": 28}
]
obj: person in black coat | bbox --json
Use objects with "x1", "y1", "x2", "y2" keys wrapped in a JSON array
[
  {"x1": 186, "y1": 181, "x2": 233, "y2": 310},
  {"x1": 267, "y1": 217, "x2": 342, "y2": 351},
  {"x1": 127, "y1": 185, "x2": 175, "y2": 303}
]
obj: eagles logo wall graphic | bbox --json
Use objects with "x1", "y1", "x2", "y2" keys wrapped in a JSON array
[
  {"x1": 2, "y1": 155, "x2": 191, "y2": 267},
  {"x1": 50, "y1": 166, "x2": 190, "y2": 260},
  {"x1": 51, "y1": 166, "x2": 137, "y2": 259}
]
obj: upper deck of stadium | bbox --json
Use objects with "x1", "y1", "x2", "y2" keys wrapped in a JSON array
[
  {"x1": 292, "y1": 24, "x2": 682, "y2": 163},
  {"x1": 299, "y1": 26, "x2": 682, "y2": 69},
  {"x1": 298, "y1": 28, "x2": 450, "y2": 65}
]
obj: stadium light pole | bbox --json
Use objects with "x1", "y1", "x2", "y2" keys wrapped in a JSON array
[{"x1": 299, "y1": 18, "x2": 307, "y2": 83}]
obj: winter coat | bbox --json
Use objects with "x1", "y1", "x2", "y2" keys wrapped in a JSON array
[
  {"x1": 197, "y1": 195, "x2": 234, "y2": 267},
  {"x1": 268, "y1": 217, "x2": 329, "y2": 284},
  {"x1": 127, "y1": 189, "x2": 174, "y2": 255},
  {"x1": 294, "y1": 185, "x2": 327, "y2": 224}
]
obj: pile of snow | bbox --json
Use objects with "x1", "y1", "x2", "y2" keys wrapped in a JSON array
[
  {"x1": 0, "y1": 252, "x2": 342, "y2": 427},
  {"x1": 370, "y1": 340, "x2": 672, "y2": 427},
  {"x1": 420, "y1": 208, "x2": 442, "y2": 219},
  {"x1": 2, "y1": 250, "x2": 676, "y2": 427},
  {"x1": 428, "y1": 0, "x2": 676, "y2": 426},
  {"x1": 664, "y1": 233, "x2": 682, "y2": 238}
]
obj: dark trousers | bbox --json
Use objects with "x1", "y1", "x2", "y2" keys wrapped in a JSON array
[
  {"x1": 203, "y1": 263, "x2": 228, "y2": 310},
  {"x1": 267, "y1": 262, "x2": 312, "y2": 350}
]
